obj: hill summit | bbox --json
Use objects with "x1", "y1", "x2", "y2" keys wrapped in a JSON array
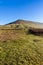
[{"x1": 6, "y1": 19, "x2": 34, "y2": 25}]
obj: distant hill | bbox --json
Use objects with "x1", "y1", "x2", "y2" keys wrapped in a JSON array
[
  {"x1": 6, "y1": 19, "x2": 34, "y2": 25},
  {"x1": 0, "y1": 19, "x2": 43, "y2": 29},
  {"x1": 6, "y1": 19, "x2": 43, "y2": 25}
]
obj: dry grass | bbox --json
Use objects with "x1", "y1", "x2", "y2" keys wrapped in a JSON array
[{"x1": 0, "y1": 22, "x2": 43, "y2": 65}]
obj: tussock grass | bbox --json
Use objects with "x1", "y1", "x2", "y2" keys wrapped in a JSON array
[{"x1": 0, "y1": 23, "x2": 43, "y2": 65}]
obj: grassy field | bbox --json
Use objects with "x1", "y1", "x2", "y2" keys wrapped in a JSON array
[{"x1": 0, "y1": 20, "x2": 43, "y2": 65}]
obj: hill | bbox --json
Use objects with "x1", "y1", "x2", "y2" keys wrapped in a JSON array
[
  {"x1": 0, "y1": 19, "x2": 43, "y2": 65},
  {"x1": 0, "y1": 19, "x2": 43, "y2": 30}
]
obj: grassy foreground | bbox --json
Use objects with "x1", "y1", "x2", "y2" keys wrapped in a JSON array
[
  {"x1": 0, "y1": 28, "x2": 43, "y2": 65},
  {"x1": 0, "y1": 20, "x2": 43, "y2": 65}
]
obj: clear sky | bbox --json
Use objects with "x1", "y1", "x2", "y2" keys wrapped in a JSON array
[{"x1": 0, "y1": 0, "x2": 43, "y2": 25}]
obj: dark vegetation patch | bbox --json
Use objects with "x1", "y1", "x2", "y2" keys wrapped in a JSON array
[
  {"x1": 15, "y1": 24, "x2": 23, "y2": 30},
  {"x1": 27, "y1": 28, "x2": 43, "y2": 36},
  {"x1": 26, "y1": 29, "x2": 35, "y2": 35},
  {"x1": 33, "y1": 39, "x2": 41, "y2": 42}
]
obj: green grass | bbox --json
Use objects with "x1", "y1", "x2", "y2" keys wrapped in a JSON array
[
  {"x1": 0, "y1": 29, "x2": 43, "y2": 65},
  {"x1": 0, "y1": 22, "x2": 43, "y2": 65}
]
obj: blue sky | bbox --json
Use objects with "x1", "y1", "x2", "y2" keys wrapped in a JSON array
[{"x1": 0, "y1": 0, "x2": 43, "y2": 25}]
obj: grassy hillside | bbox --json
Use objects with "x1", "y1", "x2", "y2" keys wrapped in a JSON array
[{"x1": 0, "y1": 20, "x2": 43, "y2": 65}]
